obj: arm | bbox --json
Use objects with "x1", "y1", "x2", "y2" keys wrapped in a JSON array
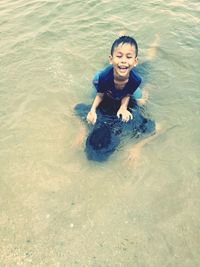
[
  {"x1": 70, "y1": 122, "x2": 87, "y2": 147},
  {"x1": 117, "y1": 95, "x2": 133, "y2": 122},
  {"x1": 136, "y1": 88, "x2": 149, "y2": 106},
  {"x1": 87, "y1": 93, "x2": 104, "y2": 124}
]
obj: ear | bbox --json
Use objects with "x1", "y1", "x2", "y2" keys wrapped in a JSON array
[
  {"x1": 134, "y1": 57, "x2": 138, "y2": 67},
  {"x1": 109, "y1": 55, "x2": 113, "y2": 65}
]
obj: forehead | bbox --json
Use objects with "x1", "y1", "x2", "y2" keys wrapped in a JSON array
[{"x1": 113, "y1": 43, "x2": 136, "y2": 55}]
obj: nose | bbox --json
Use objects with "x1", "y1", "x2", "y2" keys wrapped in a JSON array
[{"x1": 120, "y1": 55, "x2": 127, "y2": 63}]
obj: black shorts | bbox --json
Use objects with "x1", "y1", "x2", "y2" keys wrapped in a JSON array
[{"x1": 74, "y1": 97, "x2": 155, "y2": 161}]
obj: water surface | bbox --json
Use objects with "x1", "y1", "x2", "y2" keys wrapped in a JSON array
[{"x1": 0, "y1": 0, "x2": 200, "y2": 266}]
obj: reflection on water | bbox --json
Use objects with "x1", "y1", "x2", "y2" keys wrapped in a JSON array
[{"x1": 0, "y1": 0, "x2": 200, "y2": 266}]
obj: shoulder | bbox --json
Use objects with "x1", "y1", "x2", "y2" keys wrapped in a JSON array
[
  {"x1": 129, "y1": 69, "x2": 142, "y2": 87},
  {"x1": 99, "y1": 65, "x2": 113, "y2": 81},
  {"x1": 93, "y1": 66, "x2": 113, "y2": 91},
  {"x1": 95, "y1": 65, "x2": 113, "y2": 93}
]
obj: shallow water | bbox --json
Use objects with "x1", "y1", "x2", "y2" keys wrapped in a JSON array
[{"x1": 0, "y1": 0, "x2": 200, "y2": 266}]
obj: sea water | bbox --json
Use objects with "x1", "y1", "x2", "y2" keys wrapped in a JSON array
[{"x1": 0, "y1": 0, "x2": 200, "y2": 266}]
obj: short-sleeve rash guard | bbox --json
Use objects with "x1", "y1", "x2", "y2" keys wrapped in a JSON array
[{"x1": 96, "y1": 65, "x2": 142, "y2": 101}]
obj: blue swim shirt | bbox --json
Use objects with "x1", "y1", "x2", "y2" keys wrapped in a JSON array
[{"x1": 96, "y1": 65, "x2": 142, "y2": 101}]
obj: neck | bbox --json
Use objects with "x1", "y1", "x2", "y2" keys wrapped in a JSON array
[
  {"x1": 114, "y1": 76, "x2": 129, "y2": 90},
  {"x1": 113, "y1": 68, "x2": 129, "y2": 81},
  {"x1": 114, "y1": 77, "x2": 128, "y2": 84}
]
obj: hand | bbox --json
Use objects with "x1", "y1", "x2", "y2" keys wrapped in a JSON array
[
  {"x1": 86, "y1": 110, "x2": 97, "y2": 125},
  {"x1": 127, "y1": 144, "x2": 141, "y2": 162},
  {"x1": 117, "y1": 108, "x2": 133, "y2": 122}
]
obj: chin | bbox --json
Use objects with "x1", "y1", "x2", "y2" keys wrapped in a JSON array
[
  {"x1": 116, "y1": 68, "x2": 130, "y2": 76},
  {"x1": 118, "y1": 71, "x2": 129, "y2": 79}
]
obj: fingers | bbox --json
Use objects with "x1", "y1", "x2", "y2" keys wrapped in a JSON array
[
  {"x1": 129, "y1": 113, "x2": 133, "y2": 120},
  {"x1": 117, "y1": 112, "x2": 121, "y2": 119},
  {"x1": 92, "y1": 116, "x2": 97, "y2": 124},
  {"x1": 122, "y1": 114, "x2": 132, "y2": 122},
  {"x1": 86, "y1": 112, "x2": 97, "y2": 125},
  {"x1": 117, "y1": 111, "x2": 133, "y2": 122},
  {"x1": 87, "y1": 116, "x2": 94, "y2": 124}
]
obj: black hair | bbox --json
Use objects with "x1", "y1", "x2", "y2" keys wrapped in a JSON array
[{"x1": 110, "y1": 36, "x2": 138, "y2": 57}]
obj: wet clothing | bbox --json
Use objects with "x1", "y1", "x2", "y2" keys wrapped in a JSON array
[
  {"x1": 75, "y1": 98, "x2": 155, "y2": 162},
  {"x1": 93, "y1": 66, "x2": 142, "y2": 100}
]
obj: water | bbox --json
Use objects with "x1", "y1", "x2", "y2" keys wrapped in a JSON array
[{"x1": 0, "y1": 0, "x2": 200, "y2": 266}]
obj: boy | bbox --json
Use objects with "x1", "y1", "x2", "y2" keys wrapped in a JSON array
[
  {"x1": 87, "y1": 36, "x2": 141, "y2": 124},
  {"x1": 75, "y1": 36, "x2": 159, "y2": 162}
]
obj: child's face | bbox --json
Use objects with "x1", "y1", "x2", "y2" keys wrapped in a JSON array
[{"x1": 109, "y1": 43, "x2": 138, "y2": 79}]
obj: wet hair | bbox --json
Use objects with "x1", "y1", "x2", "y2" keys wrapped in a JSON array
[{"x1": 110, "y1": 36, "x2": 138, "y2": 57}]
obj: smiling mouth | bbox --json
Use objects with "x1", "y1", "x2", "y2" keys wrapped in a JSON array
[{"x1": 118, "y1": 66, "x2": 129, "y2": 72}]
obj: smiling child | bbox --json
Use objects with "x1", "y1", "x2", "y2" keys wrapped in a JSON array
[{"x1": 87, "y1": 36, "x2": 141, "y2": 124}]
